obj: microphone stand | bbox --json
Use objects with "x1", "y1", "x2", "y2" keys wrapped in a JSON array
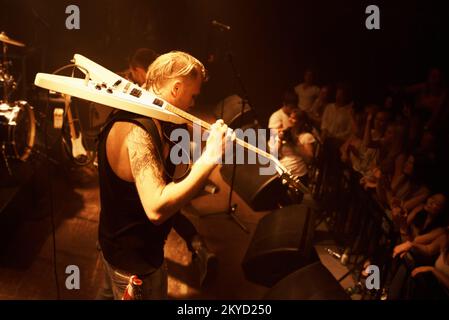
[{"x1": 200, "y1": 28, "x2": 258, "y2": 234}]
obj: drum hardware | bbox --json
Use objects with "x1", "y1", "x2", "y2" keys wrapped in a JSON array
[
  {"x1": 0, "y1": 32, "x2": 36, "y2": 174},
  {"x1": 1, "y1": 140, "x2": 13, "y2": 176},
  {"x1": 1, "y1": 32, "x2": 25, "y2": 104},
  {"x1": 0, "y1": 32, "x2": 26, "y2": 47}
]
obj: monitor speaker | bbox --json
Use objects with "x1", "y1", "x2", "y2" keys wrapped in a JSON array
[
  {"x1": 242, "y1": 204, "x2": 318, "y2": 287},
  {"x1": 220, "y1": 162, "x2": 291, "y2": 212},
  {"x1": 264, "y1": 261, "x2": 350, "y2": 300}
]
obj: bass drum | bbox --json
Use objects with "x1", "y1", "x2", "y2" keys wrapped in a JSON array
[{"x1": 0, "y1": 100, "x2": 36, "y2": 162}]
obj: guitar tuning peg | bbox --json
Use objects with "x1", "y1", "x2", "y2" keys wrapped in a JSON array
[{"x1": 282, "y1": 179, "x2": 288, "y2": 185}]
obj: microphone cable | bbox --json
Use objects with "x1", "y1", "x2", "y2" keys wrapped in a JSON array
[
  {"x1": 44, "y1": 89, "x2": 60, "y2": 299},
  {"x1": 41, "y1": 63, "x2": 90, "y2": 299}
]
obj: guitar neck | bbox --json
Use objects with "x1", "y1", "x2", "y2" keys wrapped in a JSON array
[
  {"x1": 163, "y1": 103, "x2": 212, "y2": 130},
  {"x1": 64, "y1": 95, "x2": 78, "y2": 139},
  {"x1": 163, "y1": 103, "x2": 284, "y2": 172}
]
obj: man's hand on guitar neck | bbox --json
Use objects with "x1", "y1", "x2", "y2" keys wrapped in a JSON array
[{"x1": 201, "y1": 120, "x2": 233, "y2": 165}]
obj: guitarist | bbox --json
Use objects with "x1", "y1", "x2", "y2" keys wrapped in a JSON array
[{"x1": 97, "y1": 51, "x2": 228, "y2": 299}]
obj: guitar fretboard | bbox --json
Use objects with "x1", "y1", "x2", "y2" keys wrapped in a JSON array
[
  {"x1": 163, "y1": 103, "x2": 280, "y2": 167},
  {"x1": 163, "y1": 103, "x2": 212, "y2": 130}
]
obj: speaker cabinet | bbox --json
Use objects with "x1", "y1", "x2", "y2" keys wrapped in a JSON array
[
  {"x1": 264, "y1": 261, "x2": 349, "y2": 300},
  {"x1": 220, "y1": 162, "x2": 291, "y2": 212},
  {"x1": 242, "y1": 204, "x2": 318, "y2": 287}
]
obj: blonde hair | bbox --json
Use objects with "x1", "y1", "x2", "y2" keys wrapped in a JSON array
[{"x1": 144, "y1": 51, "x2": 207, "y2": 93}]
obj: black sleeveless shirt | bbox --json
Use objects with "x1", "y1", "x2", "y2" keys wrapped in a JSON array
[{"x1": 98, "y1": 111, "x2": 179, "y2": 275}]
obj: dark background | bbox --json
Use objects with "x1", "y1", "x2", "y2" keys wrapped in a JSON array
[{"x1": 1, "y1": 0, "x2": 448, "y2": 124}]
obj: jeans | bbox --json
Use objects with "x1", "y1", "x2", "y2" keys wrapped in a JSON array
[
  {"x1": 98, "y1": 252, "x2": 168, "y2": 300},
  {"x1": 173, "y1": 213, "x2": 198, "y2": 252}
]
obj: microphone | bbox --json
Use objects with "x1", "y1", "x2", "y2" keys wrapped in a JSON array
[{"x1": 211, "y1": 20, "x2": 231, "y2": 31}]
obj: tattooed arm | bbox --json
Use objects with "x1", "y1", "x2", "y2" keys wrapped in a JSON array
[{"x1": 127, "y1": 121, "x2": 227, "y2": 225}]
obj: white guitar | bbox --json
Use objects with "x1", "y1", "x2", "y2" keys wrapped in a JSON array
[{"x1": 34, "y1": 55, "x2": 309, "y2": 194}]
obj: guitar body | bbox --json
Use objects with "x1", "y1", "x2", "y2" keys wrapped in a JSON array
[
  {"x1": 71, "y1": 133, "x2": 88, "y2": 159},
  {"x1": 61, "y1": 129, "x2": 95, "y2": 166},
  {"x1": 61, "y1": 94, "x2": 95, "y2": 166}
]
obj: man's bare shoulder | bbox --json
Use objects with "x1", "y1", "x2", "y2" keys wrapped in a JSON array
[{"x1": 105, "y1": 122, "x2": 137, "y2": 181}]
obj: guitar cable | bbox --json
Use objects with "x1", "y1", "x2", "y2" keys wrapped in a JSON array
[{"x1": 45, "y1": 89, "x2": 60, "y2": 299}]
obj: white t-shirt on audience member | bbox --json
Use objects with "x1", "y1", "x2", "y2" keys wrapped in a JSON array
[
  {"x1": 294, "y1": 83, "x2": 320, "y2": 112},
  {"x1": 321, "y1": 103, "x2": 353, "y2": 141},
  {"x1": 280, "y1": 132, "x2": 316, "y2": 177},
  {"x1": 268, "y1": 108, "x2": 293, "y2": 130}
]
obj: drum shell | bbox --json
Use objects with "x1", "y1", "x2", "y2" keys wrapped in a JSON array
[{"x1": 0, "y1": 101, "x2": 35, "y2": 162}]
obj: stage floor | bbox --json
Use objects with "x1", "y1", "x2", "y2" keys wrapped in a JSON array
[{"x1": 0, "y1": 163, "x2": 354, "y2": 300}]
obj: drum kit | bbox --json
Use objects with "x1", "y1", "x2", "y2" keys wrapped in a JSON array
[{"x1": 0, "y1": 31, "x2": 36, "y2": 174}]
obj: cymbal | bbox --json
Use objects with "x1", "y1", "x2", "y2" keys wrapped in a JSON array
[{"x1": 0, "y1": 32, "x2": 25, "y2": 47}]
